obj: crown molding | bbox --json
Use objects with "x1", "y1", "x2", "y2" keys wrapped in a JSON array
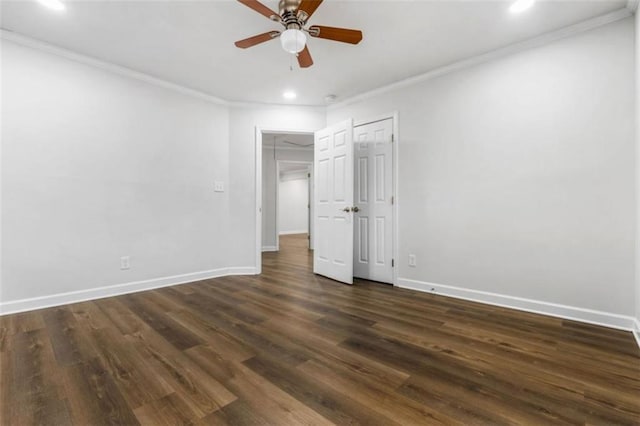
[
  {"x1": 228, "y1": 100, "x2": 326, "y2": 109},
  {"x1": 0, "y1": 29, "x2": 326, "y2": 109},
  {"x1": 328, "y1": 8, "x2": 633, "y2": 111},
  {"x1": 0, "y1": 29, "x2": 229, "y2": 106},
  {"x1": 2, "y1": 7, "x2": 633, "y2": 112}
]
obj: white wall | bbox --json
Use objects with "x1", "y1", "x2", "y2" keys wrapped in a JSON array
[
  {"x1": 262, "y1": 148, "x2": 313, "y2": 249},
  {"x1": 228, "y1": 106, "x2": 325, "y2": 267},
  {"x1": 278, "y1": 174, "x2": 309, "y2": 235},
  {"x1": 1, "y1": 39, "x2": 230, "y2": 307},
  {"x1": 328, "y1": 18, "x2": 636, "y2": 321}
]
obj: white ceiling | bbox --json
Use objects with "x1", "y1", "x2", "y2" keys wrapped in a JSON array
[
  {"x1": 0, "y1": 0, "x2": 628, "y2": 105},
  {"x1": 279, "y1": 161, "x2": 311, "y2": 175},
  {"x1": 263, "y1": 132, "x2": 314, "y2": 149}
]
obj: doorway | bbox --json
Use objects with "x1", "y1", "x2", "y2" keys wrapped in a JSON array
[
  {"x1": 258, "y1": 131, "x2": 314, "y2": 258},
  {"x1": 255, "y1": 115, "x2": 397, "y2": 285}
]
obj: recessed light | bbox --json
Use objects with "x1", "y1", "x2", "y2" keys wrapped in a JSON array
[
  {"x1": 283, "y1": 91, "x2": 297, "y2": 100},
  {"x1": 37, "y1": 0, "x2": 66, "y2": 11},
  {"x1": 509, "y1": 0, "x2": 535, "y2": 14}
]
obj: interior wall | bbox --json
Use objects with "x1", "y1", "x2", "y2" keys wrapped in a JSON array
[
  {"x1": 278, "y1": 173, "x2": 309, "y2": 235},
  {"x1": 262, "y1": 148, "x2": 313, "y2": 249},
  {"x1": 228, "y1": 106, "x2": 325, "y2": 267},
  {"x1": 1, "y1": 39, "x2": 230, "y2": 306},
  {"x1": 328, "y1": 18, "x2": 636, "y2": 319}
]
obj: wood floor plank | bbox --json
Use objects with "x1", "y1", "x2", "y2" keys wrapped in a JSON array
[
  {"x1": 42, "y1": 307, "x2": 98, "y2": 367},
  {"x1": 63, "y1": 357, "x2": 141, "y2": 425},
  {"x1": 185, "y1": 345, "x2": 334, "y2": 425},
  {"x1": 120, "y1": 294, "x2": 204, "y2": 351},
  {"x1": 124, "y1": 326, "x2": 237, "y2": 418},
  {"x1": 87, "y1": 327, "x2": 174, "y2": 409},
  {"x1": 133, "y1": 392, "x2": 202, "y2": 426},
  {"x1": 297, "y1": 358, "x2": 459, "y2": 425},
  {"x1": 1, "y1": 234, "x2": 638, "y2": 425},
  {"x1": 244, "y1": 354, "x2": 399, "y2": 426}
]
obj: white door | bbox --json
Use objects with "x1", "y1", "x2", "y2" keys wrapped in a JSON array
[
  {"x1": 314, "y1": 120, "x2": 355, "y2": 284},
  {"x1": 353, "y1": 118, "x2": 394, "y2": 284}
]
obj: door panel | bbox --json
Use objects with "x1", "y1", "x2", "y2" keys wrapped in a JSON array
[
  {"x1": 353, "y1": 118, "x2": 393, "y2": 284},
  {"x1": 314, "y1": 120, "x2": 354, "y2": 284}
]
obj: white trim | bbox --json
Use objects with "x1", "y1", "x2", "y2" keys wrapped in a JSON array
[
  {"x1": 397, "y1": 278, "x2": 638, "y2": 332},
  {"x1": 275, "y1": 160, "x2": 281, "y2": 250},
  {"x1": 0, "y1": 267, "x2": 256, "y2": 316},
  {"x1": 255, "y1": 127, "x2": 263, "y2": 274},
  {"x1": 632, "y1": 319, "x2": 640, "y2": 349},
  {"x1": 392, "y1": 112, "x2": 400, "y2": 287},
  {"x1": 279, "y1": 230, "x2": 308, "y2": 236},
  {"x1": 328, "y1": 9, "x2": 633, "y2": 111},
  {"x1": 627, "y1": 0, "x2": 639, "y2": 13},
  {"x1": 262, "y1": 246, "x2": 278, "y2": 252}
]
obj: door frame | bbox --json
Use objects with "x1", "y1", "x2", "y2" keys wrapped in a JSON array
[
  {"x1": 255, "y1": 127, "x2": 316, "y2": 275},
  {"x1": 276, "y1": 160, "x2": 313, "y2": 251},
  {"x1": 353, "y1": 112, "x2": 400, "y2": 286}
]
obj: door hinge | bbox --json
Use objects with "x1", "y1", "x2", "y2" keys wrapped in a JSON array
[
  {"x1": 308, "y1": 173, "x2": 311, "y2": 178},
  {"x1": 392, "y1": 259, "x2": 395, "y2": 267},
  {"x1": 391, "y1": 196, "x2": 394, "y2": 205},
  {"x1": 391, "y1": 134, "x2": 395, "y2": 142}
]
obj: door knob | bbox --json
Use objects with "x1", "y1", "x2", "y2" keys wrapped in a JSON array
[
  {"x1": 351, "y1": 206, "x2": 360, "y2": 213},
  {"x1": 341, "y1": 207, "x2": 351, "y2": 213}
]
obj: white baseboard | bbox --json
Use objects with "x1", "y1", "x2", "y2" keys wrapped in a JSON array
[
  {"x1": 0, "y1": 266, "x2": 257, "y2": 316},
  {"x1": 632, "y1": 319, "x2": 640, "y2": 349},
  {"x1": 262, "y1": 246, "x2": 278, "y2": 252},
  {"x1": 279, "y1": 230, "x2": 308, "y2": 236},
  {"x1": 397, "y1": 278, "x2": 638, "y2": 336}
]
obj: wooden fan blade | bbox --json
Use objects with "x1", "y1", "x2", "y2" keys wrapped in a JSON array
[
  {"x1": 297, "y1": 0, "x2": 323, "y2": 20},
  {"x1": 235, "y1": 31, "x2": 280, "y2": 49},
  {"x1": 297, "y1": 45, "x2": 313, "y2": 68},
  {"x1": 237, "y1": 0, "x2": 280, "y2": 20},
  {"x1": 308, "y1": 25, "x2": 363, "y2": 44}
]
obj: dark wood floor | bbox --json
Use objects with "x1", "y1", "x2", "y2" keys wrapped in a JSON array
[{"x1": 1, "y1": 234, "x2": 639, "y2": 425}]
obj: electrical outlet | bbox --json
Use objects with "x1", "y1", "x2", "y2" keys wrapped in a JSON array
[
  {"x1": 120, "y1": 256, "x2": 131, "y2": 270},
  {"x1": 214, "y1": 181, "x2": 225, "y2": 192},
  {"x1": 408, "y1": 254, "x2": 416, "y2": 267}
]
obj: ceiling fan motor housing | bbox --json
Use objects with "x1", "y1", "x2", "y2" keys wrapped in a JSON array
[
  {"x1": 279, "y1": 0, "x2": 301, "y2": 14},
  {"x1": 279, "y1": 0, "x2": 304, "y2": 28}
]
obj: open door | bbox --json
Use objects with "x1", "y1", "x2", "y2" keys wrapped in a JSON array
[{"x1": 313, "y1": 120, "x2": 355, "y2": 284}]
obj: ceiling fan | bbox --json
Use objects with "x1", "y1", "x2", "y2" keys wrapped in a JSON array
[{"x1": 234, "y1": 0, "x2": 363, "y2": 68}]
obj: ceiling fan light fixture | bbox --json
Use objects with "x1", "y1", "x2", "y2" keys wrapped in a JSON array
[{"x1": 280, "y1": 28, "x2": 307, "y2": 54}]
